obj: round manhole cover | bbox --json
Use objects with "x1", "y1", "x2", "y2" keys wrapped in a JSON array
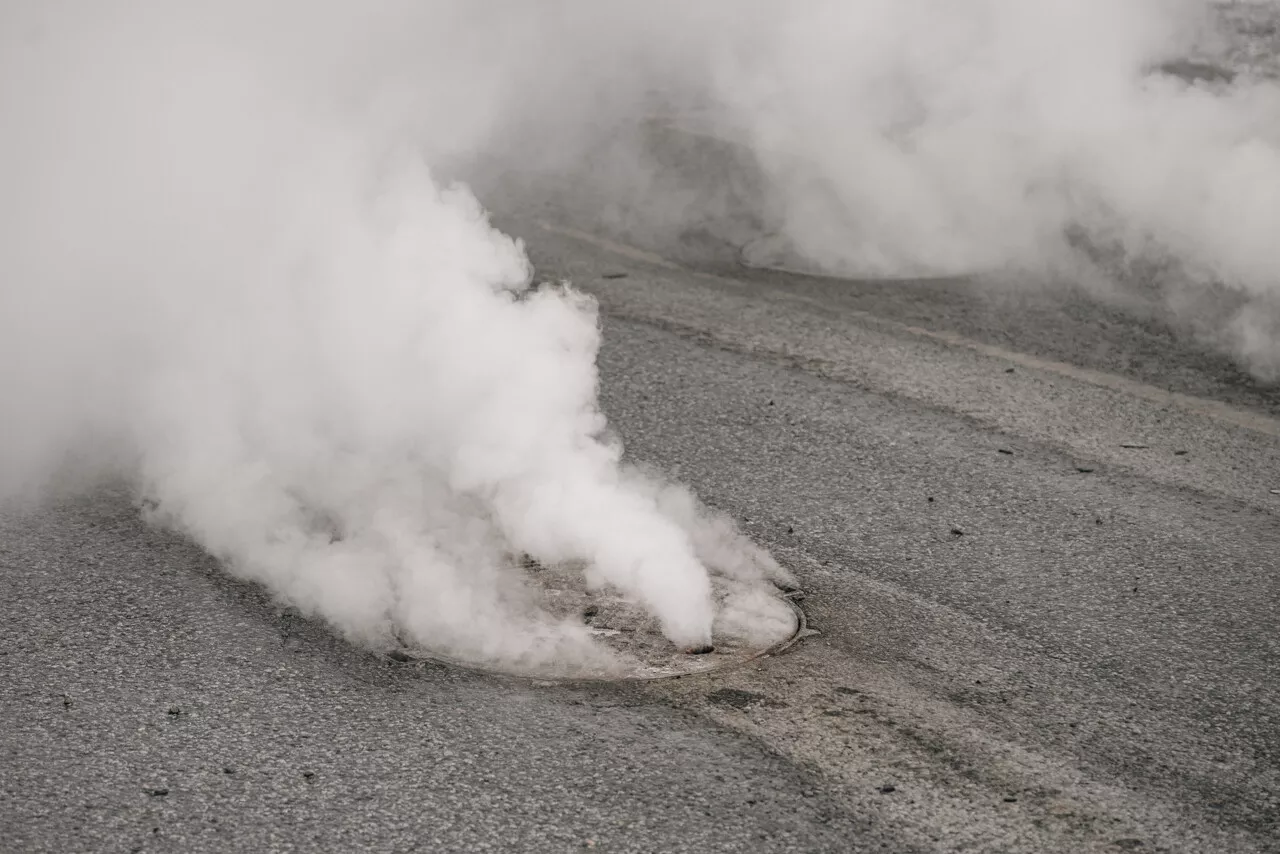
[{"x1": 391, "y1": 559, "x2": 805, "y2": 682}]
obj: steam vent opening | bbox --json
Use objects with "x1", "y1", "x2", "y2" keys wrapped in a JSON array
[{"x1": 392, "y1": 558, "x2": 805, "y2": 681}]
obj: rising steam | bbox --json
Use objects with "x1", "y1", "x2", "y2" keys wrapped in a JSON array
[
  {"x1": 1, "y1": 1, "x2": 1275, "y2": 670},
  {"x1": 467, "y1": 0, "x2": 1280, "y2": 379},
  {"x1": 706, "y1": 0, "x2": 1280, "y2": 377},
  {"x1": 0, "y1": 1, "x2": 792, "y2": 672}
]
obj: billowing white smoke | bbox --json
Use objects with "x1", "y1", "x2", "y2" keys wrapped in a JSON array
[
  {"x1": 461, "y1": 0, "x2": 1280, "y2": 378},
  {"x1": 729, "y1": 1, "x2": 1280, "y2": 378},
  {"x1": 705, "y1": 0, "x2": 1280, "y2": 377},
  {"x1": 4, "y1": 0, "x2": 1275, "y2": 669},
  {"x1": 0, "y1": 1, "x2": 791, "y2": 671}
]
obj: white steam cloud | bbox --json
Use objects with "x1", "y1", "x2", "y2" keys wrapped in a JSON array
[
  {"x1": 1, "y1": 1, "x2": 1275, "y2": 669},
  {"x1": 0, "y1": 1, "x2": 791, "y2": 672},
  {"x1": 707, "y1": 0, "x2": 1280, "y2": 377},
  {"x1": 463, "y1": 0, "x2": 1280, "y2": 379}
]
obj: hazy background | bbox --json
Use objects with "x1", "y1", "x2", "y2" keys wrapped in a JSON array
[{"x1": 463, "y1": 0, "x2": 1280, "y2": 379}]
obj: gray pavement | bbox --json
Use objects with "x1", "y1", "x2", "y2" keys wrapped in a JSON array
[
  {"x1": 0, "y1": 493, "x2": 881, "y2": 853},
  {"x1": 3, "y1": 215, "x2": 1279, "y2": 852}
]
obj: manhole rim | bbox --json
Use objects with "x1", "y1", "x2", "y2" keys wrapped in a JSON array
[{"x1": 387, "y1": 593, "x2": 809, "y2": 684}]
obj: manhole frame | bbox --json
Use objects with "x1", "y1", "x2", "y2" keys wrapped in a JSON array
[{"x1": 386, "y1": 592, "x2": 810, "y2": 684}]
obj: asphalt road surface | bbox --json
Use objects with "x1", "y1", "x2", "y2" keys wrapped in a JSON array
[
  {"x1": 4, "y1": 194, "x2": 1279, "y2": 853},
  {"x1": 10, "y1": 3, "x2": 1280, "y2": 851}
]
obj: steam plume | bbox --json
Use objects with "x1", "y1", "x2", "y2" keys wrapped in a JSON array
[
  {"x1": 3, "y1": 1, "x2": 1275, "y2": 671},
  {"x1": 0, "y1": 1, "x2": 790, "y2": 671}
]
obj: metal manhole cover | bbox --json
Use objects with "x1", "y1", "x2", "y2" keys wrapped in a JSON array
[{"x1": 390, "y1": 559, "x2": 806, "y2": 682}]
